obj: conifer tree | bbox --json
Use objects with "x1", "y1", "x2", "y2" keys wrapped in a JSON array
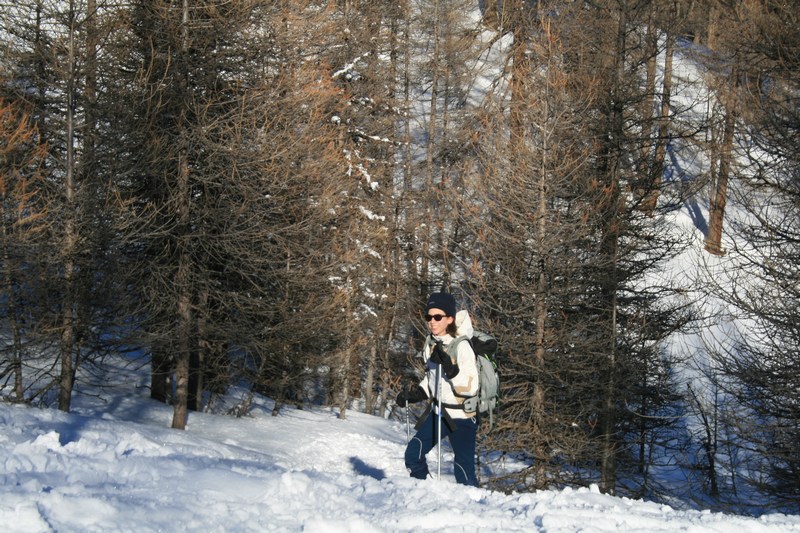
[
  {"x1": 704, "y1": 0, "x2": 800, "y2": 509},
  {"x1": 0, "y1": 0, "x2": 117, "y2": 411},
  {"x1": 0, "y1": 102, "x2": 48, "y2": 402},
  {"x1": 106, "y1": 0, "x2": 350, "y2": 427}
]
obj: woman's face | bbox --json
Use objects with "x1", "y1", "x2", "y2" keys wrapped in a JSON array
[{"x1": 426, "y1": 307, "x2": 453, "y2": 337}]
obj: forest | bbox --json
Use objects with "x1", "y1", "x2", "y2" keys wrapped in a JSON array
[{"x1": 0, "y1": 0, "x2": 797, "y2": 514}]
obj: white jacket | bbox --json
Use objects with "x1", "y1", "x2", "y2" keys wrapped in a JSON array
[{"x1": 419, "y1": 310, "x2": 479, "y2": 419}]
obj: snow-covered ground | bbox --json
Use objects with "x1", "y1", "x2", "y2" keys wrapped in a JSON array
[{"x1": 1, "y1": 360, "x2": 798, "y2": 533}]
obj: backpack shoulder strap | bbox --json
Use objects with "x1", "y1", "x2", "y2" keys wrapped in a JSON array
[
  {"x1": 444, "y1": 335, "x2": 479, "y2": 401},
  {"x1": 444, "y1": 335, "x2": 471, "y2": 359}
]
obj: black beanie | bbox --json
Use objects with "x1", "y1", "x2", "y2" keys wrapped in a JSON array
[{"x1": 426, "y1": 292, "x2": 456, "y2": 317}]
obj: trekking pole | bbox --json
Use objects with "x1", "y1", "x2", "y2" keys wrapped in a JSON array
[
  {"x1": 437, "y1": 363, "x2": 443, "y2": 481},
  {"x1": 405, "y1": 402, "x2": 410, "y2": 443}
]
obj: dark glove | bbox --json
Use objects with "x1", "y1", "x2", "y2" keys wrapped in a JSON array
[
  {"x1": 429, "y1": 342, "x2": 460, "y2": 380},
  {"x1": 396, "y1": 385, "x2": 427, "y2": 407}
]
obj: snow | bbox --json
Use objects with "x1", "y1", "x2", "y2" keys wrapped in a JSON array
[{"x1": 2, "y1": 366, "x2": 798, "y2": 533}]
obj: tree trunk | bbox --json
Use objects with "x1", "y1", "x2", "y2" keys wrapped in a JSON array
[
  {"x1": 59, "y1": 5, "x2": 79, "y2": 413},
  {"x1": 338, "y1": 347, "x2": 352, "y2": 420},
  {"x1": 189, "y1": 283, "x2": 209, "y2": 412},
  {"x1": 638, "y1": 14, "x2": 657, "y2": 167},
  {"x1": 172, "y1": 143, "x2": 192, "y2": 429},
  {"x1": 705, "y1": 96, "x2": 734, "y2": 256},
  {"x1": 643, "y1": 28, "x2": 674, "y2": 214},
  {"x1": 364, "y1": 344, "x2": 377, "y2": 414},
  {"x1": 151, "y1": 342, "x2": 171, "y2": 403},
  {"x1": 420, "y1": 0, "x2": 441, "y2": 295},
  {"x1": 522, "y1": 1, "x2": 549, "y2": 488},
  {"x1": 599, "y1": 0, "x2": 628, "y2": 495},
  {"x1": 171, "y1": 0, "x2": 194, "y2": 431}
]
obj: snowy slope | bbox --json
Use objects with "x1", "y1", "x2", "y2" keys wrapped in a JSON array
[{"x1": 1, "y1": 365, "x2": 798, "y2": 533}]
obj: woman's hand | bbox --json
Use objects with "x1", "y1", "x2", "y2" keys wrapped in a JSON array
[
  {"x1": 396, "y1": 385, "x2": 427, "y2": 407},
  {"x1": 430, "y1": 342, "x2": 460, "y2": 379}
]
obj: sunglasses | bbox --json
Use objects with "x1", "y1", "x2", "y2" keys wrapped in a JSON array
[{"x1": 425, "y1": 314, "x2": 448, "y2": 322}]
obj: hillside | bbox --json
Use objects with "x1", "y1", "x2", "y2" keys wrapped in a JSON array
[{"x1": 2, "y1": 360, "x2": 798, "y2": 532}]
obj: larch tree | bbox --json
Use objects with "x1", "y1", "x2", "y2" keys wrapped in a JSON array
[
  {"x1": 695, "y1": 0, "x2": 741, "y2": 256},
  {"x1": 0, "y1": 0, "x2": 118, "y2": 411},
  {"x1": 106, "y1": 0, "x2": 351, "y2": 428},
  {"x1": 367, "y1": 0, "x2": 487, "y2": 414},
  {"x1": 0, "y1": 102, "x2": 48, "y2": 402},
  {"x1": 554, "y1": 0, "x2": 695, "y2": 495},
  {"x1": 319, "y1": 0, "x2": 405, "y2": 420},
  {"x1": 704, "y1": 0, "x2": 800, "y2": 510},
  {"x1": 456, "y1": 5, "x2": 604, "y2": 491}
]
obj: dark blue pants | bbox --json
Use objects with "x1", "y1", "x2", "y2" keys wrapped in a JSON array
[{"x1": 404, "y1": 410, "x2": 478, "y2": 486}]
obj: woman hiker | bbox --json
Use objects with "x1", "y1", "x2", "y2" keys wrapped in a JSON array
[{"x1": 396, "y1": 292, "x2": 480, "y2": 486}]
